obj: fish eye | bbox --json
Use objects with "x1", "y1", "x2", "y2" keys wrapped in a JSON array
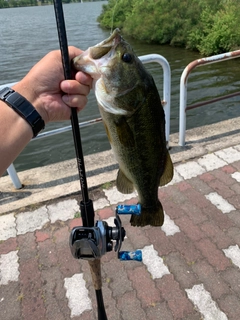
[{"x1": 122, "y1": 53, "x2": 132, "y2": 63}]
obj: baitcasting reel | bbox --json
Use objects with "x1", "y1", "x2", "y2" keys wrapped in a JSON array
[{"x1": 69, "y1": 204, "x2": 142, "y2": 261}]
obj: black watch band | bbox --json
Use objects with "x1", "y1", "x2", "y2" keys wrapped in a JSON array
[{"x1": 0, "y1": 87, "x2": 45, "y2": 138}]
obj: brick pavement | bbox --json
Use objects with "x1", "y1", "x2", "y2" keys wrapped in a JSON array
[{"x1": 1, "y1": 145, "x2": 240, "y2": 319}]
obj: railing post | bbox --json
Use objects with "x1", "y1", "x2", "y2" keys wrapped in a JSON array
[
  {"x1": 140, "y1": 54, "x2": 171, "y2": 145},
  {"x1": 179, "y1": 67, "x2": 188, "y2": 146},
  {"x1": 7, "y1": 164, "x2": 22, "y2": 189},
  {"x1": 179, "y1": 49, "x2": 240, "y2": 146}
]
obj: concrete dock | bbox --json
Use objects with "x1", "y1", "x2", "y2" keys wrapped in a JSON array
[{"x1": 1, "y1": 116, "x2": 240, "y2": 319}]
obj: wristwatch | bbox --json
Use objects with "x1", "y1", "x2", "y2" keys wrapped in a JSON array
[{"x1": 0, "y1": 87, "x2": 45, "y2": 138}]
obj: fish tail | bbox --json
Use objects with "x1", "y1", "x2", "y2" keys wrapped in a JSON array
[{"x1": 130, "y1": 201, "x2": 164, "y2": 227}]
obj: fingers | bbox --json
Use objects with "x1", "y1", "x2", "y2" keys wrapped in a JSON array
[
  {"x1": 68, "y1": 46, "x2": 83, "y2": 60},
  {"x1": 62, "y1": 94, "x2": 88, "y2": 110},
  {"x1": 60, "y1": 76, "x2": 92, "y2": 110},
  {"x1": 61, "y1": 77, "x2": 91, "y2": 95},
  {"x1": 75, "y1": 71, "x2": 93, "y2": 88}
]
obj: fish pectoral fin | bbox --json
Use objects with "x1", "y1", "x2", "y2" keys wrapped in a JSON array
[
  {"x1": 159, "y1": 151, "x2": 174, "y2": 186},
  {"x1": 116, "y1": 169, "x2": 134, "y2": 194},
  {"x1": 115, "y1": 117, "x2": 135, "y2": 148}
]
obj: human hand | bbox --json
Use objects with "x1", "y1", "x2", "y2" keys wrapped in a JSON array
[{"x1": 13, "y1": 46, "x2": 92, "y2": 124}]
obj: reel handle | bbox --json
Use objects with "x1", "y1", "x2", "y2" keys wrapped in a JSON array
[
  {"x1": 119, "y1": 250, "x2": 142, "y2": 261},
  {"x1": 116, "y1": 204, "x2": 141, "y2": 215}
]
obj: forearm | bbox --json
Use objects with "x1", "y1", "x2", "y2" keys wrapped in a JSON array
[{"x1": 0, "y1": 99, "x2": 33, "y2": 176}]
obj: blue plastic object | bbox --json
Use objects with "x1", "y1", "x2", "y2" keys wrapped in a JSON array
[
  {"x1": 118, "y1": 250, "x2": 142, "y2": 261},
  {"x1": 116, "y1": 204, "x2": 141, "y2": 216}
]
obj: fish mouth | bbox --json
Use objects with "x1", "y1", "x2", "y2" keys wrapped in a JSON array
[
  {"x1": 89, "y1": 28, "x2": 121, "y2": 60},
  {"x1": 72, "y1": 29, "x2": 121, "y2": 75}
]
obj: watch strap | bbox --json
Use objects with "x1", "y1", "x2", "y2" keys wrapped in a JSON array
[{"x1": 0, "y1": 87, "x2": 45, "y2": 138}]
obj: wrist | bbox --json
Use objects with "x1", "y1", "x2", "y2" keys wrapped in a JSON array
[
  {"x1": 0, "y1": 87, "x2": 45, "y2": 138},
  {"x1": 12, "y1": 82, "x2": 49, "y2": 124}
]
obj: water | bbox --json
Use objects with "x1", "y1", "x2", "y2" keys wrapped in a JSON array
[{"x1": 1, "y1": 2, "x2": 240, "y2": 172}]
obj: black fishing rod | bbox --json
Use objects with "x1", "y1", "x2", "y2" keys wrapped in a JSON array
[{"x1": 53, "y1": 1, "x2": 107, "y2": 319}]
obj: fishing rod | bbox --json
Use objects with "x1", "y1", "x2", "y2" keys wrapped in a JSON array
[
  {"x1": 53, "y1": 1, "x2": 142, "y2": 319},
  {"x1": 53, "y1": 1, "x2": 107, "y2": 319}
]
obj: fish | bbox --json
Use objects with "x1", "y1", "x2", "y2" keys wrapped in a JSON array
[{"x1": 73, "y1": 29, "x2": 173, "y2": 227}]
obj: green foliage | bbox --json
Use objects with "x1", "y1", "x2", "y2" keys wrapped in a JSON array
[{"x1": 98, "y1": 0, "x2": 240, "y2": 55}]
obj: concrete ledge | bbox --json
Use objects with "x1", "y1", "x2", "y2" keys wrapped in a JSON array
[{"x1": 1, "y1": 116, "x2": 240, "y2": 214}]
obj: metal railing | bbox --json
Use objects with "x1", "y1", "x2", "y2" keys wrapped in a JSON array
[
  {"x1": 179, "y1": 49, "x2": 240, "y2": 146},
  {"x1": 3, "y1": 54, "x2": 171, "y2": 189}
]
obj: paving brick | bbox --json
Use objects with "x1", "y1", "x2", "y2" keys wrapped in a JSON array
[
  {"x1": 188, "y1": 176, "x2": 213, "y2": 195},
  {"x1": 17, "y1": 232, "x2": 37, "y2": 261},
  {"x1": 180, "y1": 186, "x2": 210, "y2": 209},
  {"x1": 124, "y1": 224, "x2": 151, "y2": 250},
  {"x1": 57, "y1": 244, "x2": 81, "y2": 278},
  {"x1": 175, "y1": 161, "x2": 205, "y2": 180},
  {"x1": 221, "y1": 165, "x2": 236, "y2": 174},
  {"x1": 145, "y1": 302, "x2": 174, "y2": 320},
  {"x1": 127, "y1": 266, "x2": 162, "y2": 308},
  {"x1": 227, "y1": 227, "x2": 240, "y2": 246},
  {"x1": 232, "y1": 159, "x2": 240, "y2": 171},
  {"x1": 211, "y1": 168, "x2": 236, "y2": 186},
  {"x1": 0, "y1": 213, "x2": 16, "y2": 241},
  {"x1": 164, "y1": 185, "x2": 189, "y2": 206},
  {"x1": 156, "y1": 274, "x2": 194, "y2": 319},
  {"x1": 218, "y1": 294, "x2": 240, "y2": 320},
  {"x1": 35, "y1": 230, "x2": 50, "y2": 242},
  {"x1": 221, "y1": 267, "x2": 240, "y2": 296},
  {"x1": 117, "y1": 290, "x2": 147, "y2": 320},
  {"x1": 161, "y1": 198, "x2": 186, "y2": 220},
  {"x1": 102, "y1": 258, "x2": 132, "y2": 298},
  {"x1": 145, "y1": 227, "x2": 175, "y2": 256},
  {"x1": 177, "y1": 181, "x2": 192, "y2": 192},
  {"x1": 228, "y1": 194, "x2": 240, "y2": 210},
  {"x1": 0, "y1": 282, "x2": 21, "y2": 320},
  {"x1": 182, "y1": 202, "x2": 209, "y2": 225},
  {"x1": 191, "y1": 259, "x2": 230, "y2": 300},
  {"x1": 199, "y1": 172, "x2": 216, "y2": 182},
  {"x1": 53, "y1": 225, "x2": 69, "y2": 247},
  {"x1": 97, "y1": 206, "x2": 115, "y2": 220},
  {"x1": 207, "y1": 179, "x2": 236, "y2": 198},
  {"x1": 38, "y1": 238, "x2": 58, "y2": 269},
  {"x1": 19, "y1": 257, "x2": 46, "y2": 320},
  {"x1": 198, "y1": 153, "x2": 227, "y2": 171},
  {"x1": 202, "y1": 204, "x2": 235, "y2": 230},
  {"x1": 200, "y1": 220, "x2": 234, "y2": 249},
  {"x1": 165, "y1": 252, "x2": 197, "y2": 289},
  {"x1": 169, "y1": 233, "x2": 202, "y2": 263},
  {"x1": 68, "y1": 217, "x2": 83, "y2": 230},
  {"x1": 175, "y1": 215, "x2": 205, "y2": 241},
  {"x1": 230, "y1": 182, "x2": 240, "y2": 194},
  {"x1": 0, "y1": 236, "x2": 17, "y2": 254},
  {"x1": 41, "y1": 267, "x2": 69, "y2": 320},
  {"x1": 194, "y1": 238, "x2": 231, "y2": 271}
]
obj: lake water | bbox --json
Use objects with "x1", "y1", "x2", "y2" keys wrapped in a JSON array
[{"x1": 1, "y1": 2, "x2": 240, "y2": 172}]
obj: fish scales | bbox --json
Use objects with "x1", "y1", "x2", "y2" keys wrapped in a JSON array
[{"x1": 73, "y1": 29, "x2": 173, "y2": 227}]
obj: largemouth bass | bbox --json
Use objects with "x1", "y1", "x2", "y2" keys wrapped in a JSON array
[{"x1": 73, "y1": 29, "x2": 173, "y2": 227}]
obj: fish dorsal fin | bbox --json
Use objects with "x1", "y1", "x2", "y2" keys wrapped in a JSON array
[
  {"x1": 159, "y1": 151, "x2": 174, "y2": 186},
  {"x1": 116, "y1": 169, "x2": 134, "y2": 194}
]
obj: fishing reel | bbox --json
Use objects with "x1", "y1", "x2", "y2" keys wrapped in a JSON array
[{"x1": 69, "y1": 204, "x2": 142, "y2": 261}]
